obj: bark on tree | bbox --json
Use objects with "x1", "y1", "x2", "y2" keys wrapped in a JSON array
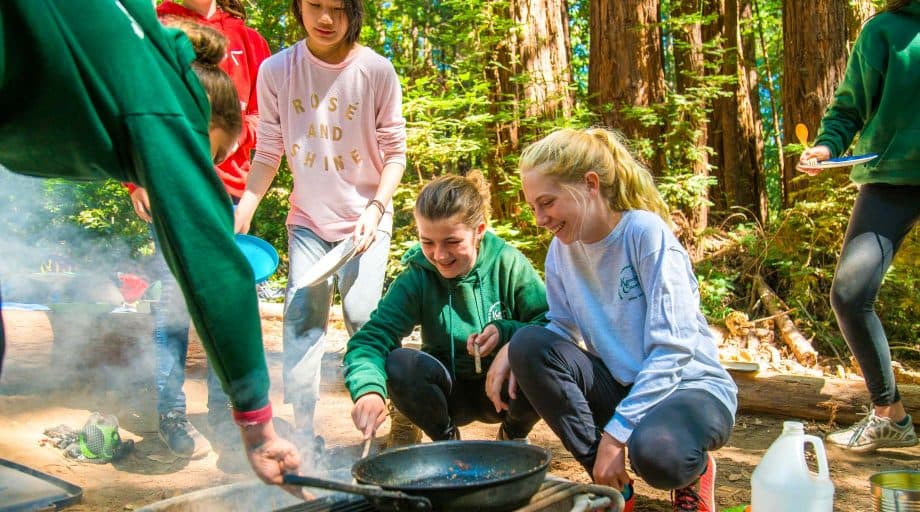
[
  {"x1": 730, "y1": 370, "x2": 920, "y2": 428},
  {"x1": 671, "y1": 0, "x2": 710, "y2": 250},
  {"x1": 589, "y1": 0, "x2": 666, "y2": 174},
  {"x1": 781, "y1": 0, "x2": 874, "y2": 205},
  {"x1": 488, "y1": 0, "x2": 574, "y2": 219},
  {"x1": 702, "y1": 0, "x2": 766, "y2": 222}
]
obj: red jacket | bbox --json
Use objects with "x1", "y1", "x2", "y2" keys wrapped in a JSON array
[{"x1": 127, "y1": 2, "x2": 271, "y2": 198}]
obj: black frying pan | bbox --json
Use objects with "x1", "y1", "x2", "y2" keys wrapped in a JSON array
[{"x1": 284, "y1": 440, "x2": 551, "y2": 512}]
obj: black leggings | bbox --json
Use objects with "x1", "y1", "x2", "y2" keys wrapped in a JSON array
[
  {"x1": 509, "y1": 325, "x2": 734, "y2": 490},
  {"x1": 831, "y1": 183, "x2": 919, "y2": 406},
  {"x1": 385, "y1": 348, "x2": 540, "y2": 441}
]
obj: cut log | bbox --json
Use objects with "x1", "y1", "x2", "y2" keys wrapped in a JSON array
[
  {"x1": 752, "y1": 274, "x2": 818, "y2": 366},
  {"x1": 728, "y1": 369, "x2": 920, "y2": 428}
]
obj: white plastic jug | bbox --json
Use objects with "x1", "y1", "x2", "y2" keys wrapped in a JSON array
[{"x1": 751, "y1": 421, "x2": 835, "y2": 511}]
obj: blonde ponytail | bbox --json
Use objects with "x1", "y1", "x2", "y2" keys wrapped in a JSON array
[{"x1": 520, "y1": 127, "x2": 670, "y2": 224}]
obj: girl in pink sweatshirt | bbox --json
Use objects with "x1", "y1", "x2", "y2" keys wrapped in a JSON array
[{"x1": 234, "y1": 0, "x2": 407, "y2": 465}]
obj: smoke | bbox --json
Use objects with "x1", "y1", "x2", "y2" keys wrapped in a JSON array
[{"x1": 0, "y1": 166, "x2": 160, "y2": 407}]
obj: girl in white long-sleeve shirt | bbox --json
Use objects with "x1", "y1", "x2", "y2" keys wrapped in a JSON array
[{"x1": 492, "y1": 127, "x2": 736, "y2": 512}]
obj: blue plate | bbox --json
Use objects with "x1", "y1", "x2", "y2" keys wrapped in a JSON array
[
  {"x1": 800, "y1": 153, "x2": 878, "y2": 170},
  {"x1": 235, "y1": 234, "x2": 279, "y2": 284}
]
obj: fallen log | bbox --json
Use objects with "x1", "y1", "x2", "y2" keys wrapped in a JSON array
[
  {"x1": 752, "y1": 274, "x2": 818, "y2": 367},
  {"x1": 729, "y1": 369, "x2": 920, "y2": 428}
]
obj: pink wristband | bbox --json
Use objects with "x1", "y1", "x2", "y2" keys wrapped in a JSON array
[{"x1": 232, "y1": 403, "x2": 273, "y2": 427}]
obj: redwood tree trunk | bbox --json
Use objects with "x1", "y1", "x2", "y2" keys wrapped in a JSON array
[
  {"x1": 671, "y1": 0, "x2": 710, "y2": 250},
  {"x1": 703, "y1": 0, "x2": 766, "y2": 222},
  {"x1": 589, "y1": 0, "x2": 666, "y2": 174},
  {"x1": 488, "y1": 0, "x2": 573, "y2": 219},
  {"x1": 781, "y1": 0, "x2": 873, "y2": 205}
]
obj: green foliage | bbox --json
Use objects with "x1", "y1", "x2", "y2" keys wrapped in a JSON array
[{"x1": 731, "y1": 175, "x2": 920, "y2": 358}]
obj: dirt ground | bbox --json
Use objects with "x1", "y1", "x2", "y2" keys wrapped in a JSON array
[{"x1": 1, "y1": 307, "x2": 917, "y2": 511}]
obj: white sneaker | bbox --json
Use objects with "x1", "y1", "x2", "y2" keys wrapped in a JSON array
[{"x1": 826, "y1": 410, "x2": 918, "y2": 453}]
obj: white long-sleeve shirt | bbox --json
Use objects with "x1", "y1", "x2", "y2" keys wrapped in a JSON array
[
  {"x1": 545, "y1": 209, "x2": 738, "y2": 443},
  {"x1": 253, "y1": 42, "x2": 407, "y2": 241}
]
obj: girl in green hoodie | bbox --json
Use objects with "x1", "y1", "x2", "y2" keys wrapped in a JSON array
[
  {"x1": 798, "y1": 0, "x2": 919, "y2": 452},
  {"x1": 345, "y1": 172, "x2": 549, "y2": 443}
]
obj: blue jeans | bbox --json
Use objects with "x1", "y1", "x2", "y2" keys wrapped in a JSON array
[
  {"x1": 151, "y1": 229, "x2": 229, "y2": 421},
  {"x1": 283, "y1": 225, "x2": 389, "y2": 434}
]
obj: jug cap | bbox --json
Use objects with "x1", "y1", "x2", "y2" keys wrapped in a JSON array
[{"x1": 782, "y1": 421, "x2": 805, "y2": 433}]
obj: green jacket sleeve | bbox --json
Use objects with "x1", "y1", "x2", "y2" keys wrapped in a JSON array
[
  {"x1": 131, "y1": 114, "x2": 268, "y2": 413},
  {"x1": 489, "y1": 250, "x2": 548, "y2": 345},
  {"x1": 343, "y1": 269, "x2": 422, "y2": 402},
  {"x1": 814, "y1": 35, "x2": 882, "y2": 157}
]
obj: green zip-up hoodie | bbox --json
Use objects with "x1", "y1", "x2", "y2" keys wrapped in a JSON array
[
  {"x1": 0, "y1": 0, "x2": 268, "y2": 412},
  {"x1": 343, "y1": 231, "x2": 548, "y2": 402},
  {"x1": 814, "y1": 1, "x2": 920, "y2": 185}
]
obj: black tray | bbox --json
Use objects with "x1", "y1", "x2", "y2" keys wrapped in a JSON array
[{"x1": 0, "y1": 458, "x2": 83, "y2": 511}]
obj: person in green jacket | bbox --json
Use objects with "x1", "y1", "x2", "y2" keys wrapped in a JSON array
[
  {"x1": 347, "y1": 172, "x2": 549, "y2": 443},
  {"x1": 0, "y1": 0, "x2": 299, "y2": 484},
  {"x1": 798, "y1": 0, "x2": 919, "y2": 452}
]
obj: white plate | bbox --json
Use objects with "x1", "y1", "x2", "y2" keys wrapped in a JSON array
[
  {"x1": 301, "y1": 238, "x2": 358, "y2": 287},
  {"x1": 799, "y1": 153, "x2": 878, "y2": 170},
  {"x1": 721, "y1": 360, "x2": 761, "y2": 373}
]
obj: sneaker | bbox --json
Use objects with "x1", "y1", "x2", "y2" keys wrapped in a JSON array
[
  {"x1": 826, "y1": 410, "x2": 918, "y2": 453},
  {"x1": 158, "y1": 410, "x2": 211, "y2": 459},
  {"x1": 622, "y1": 480, "x2": 635, "y2": 512},
  {"x1": 386, "y1": 403, "x2": 422, "y2": 448},
  {"x1": 496, "y1": 425, "x2": 530, "y2": 443},
  {"x1": 671, "y1": 453, "x2": 716, "y2": 511}
]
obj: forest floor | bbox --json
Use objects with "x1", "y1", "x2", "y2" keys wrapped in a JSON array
[{"x1": 1, "y1": 306, "x2": 918, "y2": 511}]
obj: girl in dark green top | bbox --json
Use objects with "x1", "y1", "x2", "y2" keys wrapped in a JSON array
[
  {"x1": 347, "y1": 172, "x2": 549, "y2": 443},
  {"x1": 0, "y1": 0, "x2": 299, "y2": 484},
  {"x1": 798, "y1": 0, "x2": 919, "y2": 452}
]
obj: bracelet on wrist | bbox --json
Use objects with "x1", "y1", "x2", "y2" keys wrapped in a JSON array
[{"x1": 367, "y1": 199, "x2": 386, "y2": 215}]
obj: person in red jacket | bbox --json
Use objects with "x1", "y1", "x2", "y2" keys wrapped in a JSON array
[{"x1": 125, "y1": 0, "x2": 272, "y2": 462}]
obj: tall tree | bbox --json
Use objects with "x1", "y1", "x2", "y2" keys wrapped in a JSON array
[
  {"x1": 670, "y1": 0, "x2": 712, "y2": 245},
  {"x1": 703, "y1": 0, "x2": 766, "y2": 221},
  {"x1": 488, "y1": 0, "x2": 574, "y2": 218},
  {"x1": 780, "y1": 0, "x2": 873, "y2": 204},
  {"x1": 589, "y1": 0, "x2": 666, "y2": 173}
]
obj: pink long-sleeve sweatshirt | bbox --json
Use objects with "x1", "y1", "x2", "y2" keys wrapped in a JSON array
[{"x1": 253, "y1": 41, "x2": 407, "y2": 241}]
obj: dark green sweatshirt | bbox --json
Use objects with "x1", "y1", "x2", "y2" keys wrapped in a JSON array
[
  {"x1": 0, "y1": 0, "x2": 268, "y2": 412},
  {"x1": 814, "y1": 1, "x2": 920, "y2": 185},
  {"x1": 343, "y1": 231, "x2": 548, "y2": 401}
]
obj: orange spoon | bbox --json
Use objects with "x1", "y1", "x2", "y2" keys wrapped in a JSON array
[{"x1": 795, "y1": 123, "x2": 809, "y2": 148}]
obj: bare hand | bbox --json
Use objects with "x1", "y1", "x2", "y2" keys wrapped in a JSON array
[
  {"x1": 234, "y1": 200, "x2": 256, "y2": 234},
  {"x1": 239, "y1": 421, "x2": 307, "y2": 498},
  {"x1": 352, "y1": 206, "x2": 382, "y2": 254},
  {"x1": 352, "y1": 393, "x2": 388, "y2": 440},
  {"x1": 485, "y1": 345, "x2": 516, "y2": 413},
  {"x1": 130, "y1": 187, "x2": 152, "y2": 223},
  {"x1": 467, "y1": 324, "x2": 500, "y2": 357},
  {"x1": 797, "y1": 145, "x2": 832, "y2": 176},
  {"x1": 592, "y1": 432, "x2": 631, "y2": 490}
]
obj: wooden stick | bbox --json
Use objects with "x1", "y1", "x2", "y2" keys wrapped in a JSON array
[
  {"x1": 361, "y1": 438, "x2": 372, "y2": 459},
  {"x1": 474, "y1": 344, "x2": 482, "y2": 374},
  {"x1": 752, "y1": 274, "x2": 818, "y2": 366}
]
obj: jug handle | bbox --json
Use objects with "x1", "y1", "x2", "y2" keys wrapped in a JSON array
[{"x1": 803, "y1": 434, "x2": 829, "y2": 479}]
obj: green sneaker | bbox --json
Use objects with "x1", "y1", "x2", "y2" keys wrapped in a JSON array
[{"x1": 826, "y1": 410, "x2": 918, "y2": 453}]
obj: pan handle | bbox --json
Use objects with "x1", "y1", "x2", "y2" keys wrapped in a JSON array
[{"x1": 282, "y1": 474, "x2": 432, "y2": 512}]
